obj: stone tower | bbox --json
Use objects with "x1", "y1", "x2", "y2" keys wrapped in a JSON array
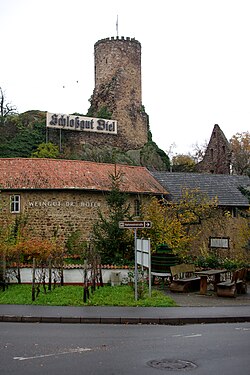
[
  {"x1": 88, "y1": 36, "x2": 149, "y2": 151},
  {"x1": 196, "y1": 124, "x2": 232, "y2": 174}
]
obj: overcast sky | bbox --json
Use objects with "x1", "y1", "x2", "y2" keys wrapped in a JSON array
[{"x1": 1, "y1": 0, "x2": 249, "y2": 155}]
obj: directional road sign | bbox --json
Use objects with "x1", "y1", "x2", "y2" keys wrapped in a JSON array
[{"x1": 119, "y1": 221, "x2": 152, "y2": 229}]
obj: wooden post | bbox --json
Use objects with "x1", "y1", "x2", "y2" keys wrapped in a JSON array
[
  {"x1": 98, "y1": 258, "x2": 103, "y2": 287},
  {"x1": 17, "y1": 254, "x2": 21, "y2": 284},
  {"x1": 60, "y1": 264, "x2": 64, "y2": 286},
  {"x1": 48, "y1": 259, "x2": 52, "y2": 291},
  {"x1": 199, "y1": 276, "x2": 207, "y2": 295},
  {"x1": 83, "y1": 260, "x2": 89, "y2": 303},
  {"x1": 32, "y1": 258, "x2": 36, "y2": 301},
  {"x1": 0, "y1": 250, "x2": 7, "y2": 291}
]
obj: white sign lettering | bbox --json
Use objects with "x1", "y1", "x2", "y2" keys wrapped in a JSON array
[{"x1": 28, "y1": 201, "x2": 101, "y2": 208}]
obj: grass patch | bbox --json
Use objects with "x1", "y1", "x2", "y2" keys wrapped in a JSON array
[{"x1": 0, "y1": 284, "x2": 177, "y2": 307}]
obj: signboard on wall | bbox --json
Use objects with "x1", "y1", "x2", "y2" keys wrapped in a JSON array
[
  {"x1": 46, "y1": 112, "x2": 117, "y2": 135},
  {"x1": 209, "y1": 237, "x2": 230, "y2": 249}
]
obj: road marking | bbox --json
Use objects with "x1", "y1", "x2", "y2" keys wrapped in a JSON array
[
  {"x1": 13, "y1": 347, "x2": 91, "y2": 361},
  {"x1": 172, "y1": 334, "x2": 202, "y2": 338},
  {"x1": 184, "y1": 334, "x2": 202, "y2": 338},
  {"x1": 235, "y1": 327, "x2": 250, "y2": 331}
]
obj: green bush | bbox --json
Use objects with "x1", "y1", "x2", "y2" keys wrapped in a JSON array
[
  {"x1": 195, "y1": 254, "x2": 222, "y2": 269},
  {"x1": 195, "y1": 254, "x2": 248, "y2": 270}
]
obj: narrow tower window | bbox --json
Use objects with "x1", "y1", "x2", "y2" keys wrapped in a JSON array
[
  {"x1": 210, "y1": 148, "x2": 214, "y2": 160},
  {"x1": 134, "y1": 199, "x2": 141, "y2": 217}
]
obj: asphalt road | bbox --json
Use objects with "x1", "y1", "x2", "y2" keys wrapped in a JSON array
[{"x1": 0, "y1": 322, "x2": 250, "y2": 375}]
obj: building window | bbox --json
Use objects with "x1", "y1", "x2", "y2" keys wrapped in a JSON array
[
  {"x1": 210, "y1": 148, "x2": 214, "y2": 160},
  {"x1": 134, "y1": 199, "x2": 141, "y2": 217},
  {"x1": 231, "y1": 207, "x2": 238, "y2": 218},
  {"x1": 10, "y1": 195, "x2": 21, "y2": 213}
]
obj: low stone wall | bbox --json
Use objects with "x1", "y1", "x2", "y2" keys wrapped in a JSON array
[{"x1": 7, "y1": 268, "x2": 131, "y2": 285}]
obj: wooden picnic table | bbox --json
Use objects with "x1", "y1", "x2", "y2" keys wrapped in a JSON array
[{"x1": 195, "y1": 269, "x2": 227, "y2": 295}]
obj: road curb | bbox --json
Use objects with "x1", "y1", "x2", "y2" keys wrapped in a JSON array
[{"x1": 1, "y1": 315, "x2": 250, "y2": 325}]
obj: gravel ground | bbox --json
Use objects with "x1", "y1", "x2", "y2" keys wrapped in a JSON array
[{"x1": 156, "y1": 282, "x2": 250, "y2": 307}]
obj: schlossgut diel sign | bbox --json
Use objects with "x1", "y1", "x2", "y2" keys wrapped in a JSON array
[{"x1": 46, "y1": 112, "x2": 117, "y2": 135}]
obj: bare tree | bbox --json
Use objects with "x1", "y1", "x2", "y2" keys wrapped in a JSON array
[
  {"x1": 0, "y1": 87, "x2": 17, "y2": 124},
  {"x1": 192, "y1": 141, "x2": 208, "y2": 164}
]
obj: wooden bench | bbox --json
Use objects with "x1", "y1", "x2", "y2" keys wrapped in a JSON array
[
  {"x1": 217, "y1": 268, "x2": 248, "y2": 298},
  {"x1": 169, "y1": 264, "x2": 200, "y2": 293},
  {"x1": 151, "y1": 252, "x2": 179, "y2": 284}
]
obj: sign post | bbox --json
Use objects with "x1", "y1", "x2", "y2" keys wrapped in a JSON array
[
  {"x1": 134, "y1": 228, "x2": 138, "y2": 300},
  {"x1": 119, "y1": 221, "x2": 151, "y2": 300}
]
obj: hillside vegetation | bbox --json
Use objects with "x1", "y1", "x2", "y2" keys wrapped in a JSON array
[
  {"x1": 0, "y1": 111, "x2": 46, "y2": 158},
  {"x1": 0, "y1": 110, "x2": 170, "y2": 170}
]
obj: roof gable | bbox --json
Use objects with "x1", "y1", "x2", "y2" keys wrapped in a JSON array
[
  {"x1": 0, "y1": 158, "x2": 166, "y2": 195},
  {"x1": 151, "y1": 172, "x2": 250, "y2": 207}
]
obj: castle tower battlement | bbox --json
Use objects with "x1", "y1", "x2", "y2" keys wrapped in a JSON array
[
  {"x1": 94, "y1": 37, "x2": 141, "y2": 105},
  {"x1": 88, "y1": 36, "x2": 148, "y2": 150}
]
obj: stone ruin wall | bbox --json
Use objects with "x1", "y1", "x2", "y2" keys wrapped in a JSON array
[
  {"x1": 55, "y1": 37, "x2": 148, "y2": 152},
  {"x1": 196, "y1": 124, "x2": 232, "y2": 174}
]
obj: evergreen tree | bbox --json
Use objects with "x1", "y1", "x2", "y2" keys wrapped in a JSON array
[{"x1": 92, "y1": 169, "x2": 133, "y2": 264}]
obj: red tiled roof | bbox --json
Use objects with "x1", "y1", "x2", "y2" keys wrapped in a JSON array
[{"x1": 0, "y1": 158, "x2": 167, "y2": 195}]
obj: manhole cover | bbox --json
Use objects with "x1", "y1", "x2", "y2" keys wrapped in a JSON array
[{"x1": 147, "y1": 359, "x2": 197, "y2": 371}]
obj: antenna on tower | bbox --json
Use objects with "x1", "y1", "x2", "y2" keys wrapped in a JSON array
[{"x1": 116, "y1": 15, "x2": 119, "y2": 37}]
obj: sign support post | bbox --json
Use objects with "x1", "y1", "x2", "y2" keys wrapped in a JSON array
[
  {"x1": 148, "y1": 239, "x2": 151, "y2": 297},
  {"x1": 119, "y1": 221, "x2": 151, "y2": 301},
  {"x1": 134, "y1": 228, "x2": 138, "y2": 301}
]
